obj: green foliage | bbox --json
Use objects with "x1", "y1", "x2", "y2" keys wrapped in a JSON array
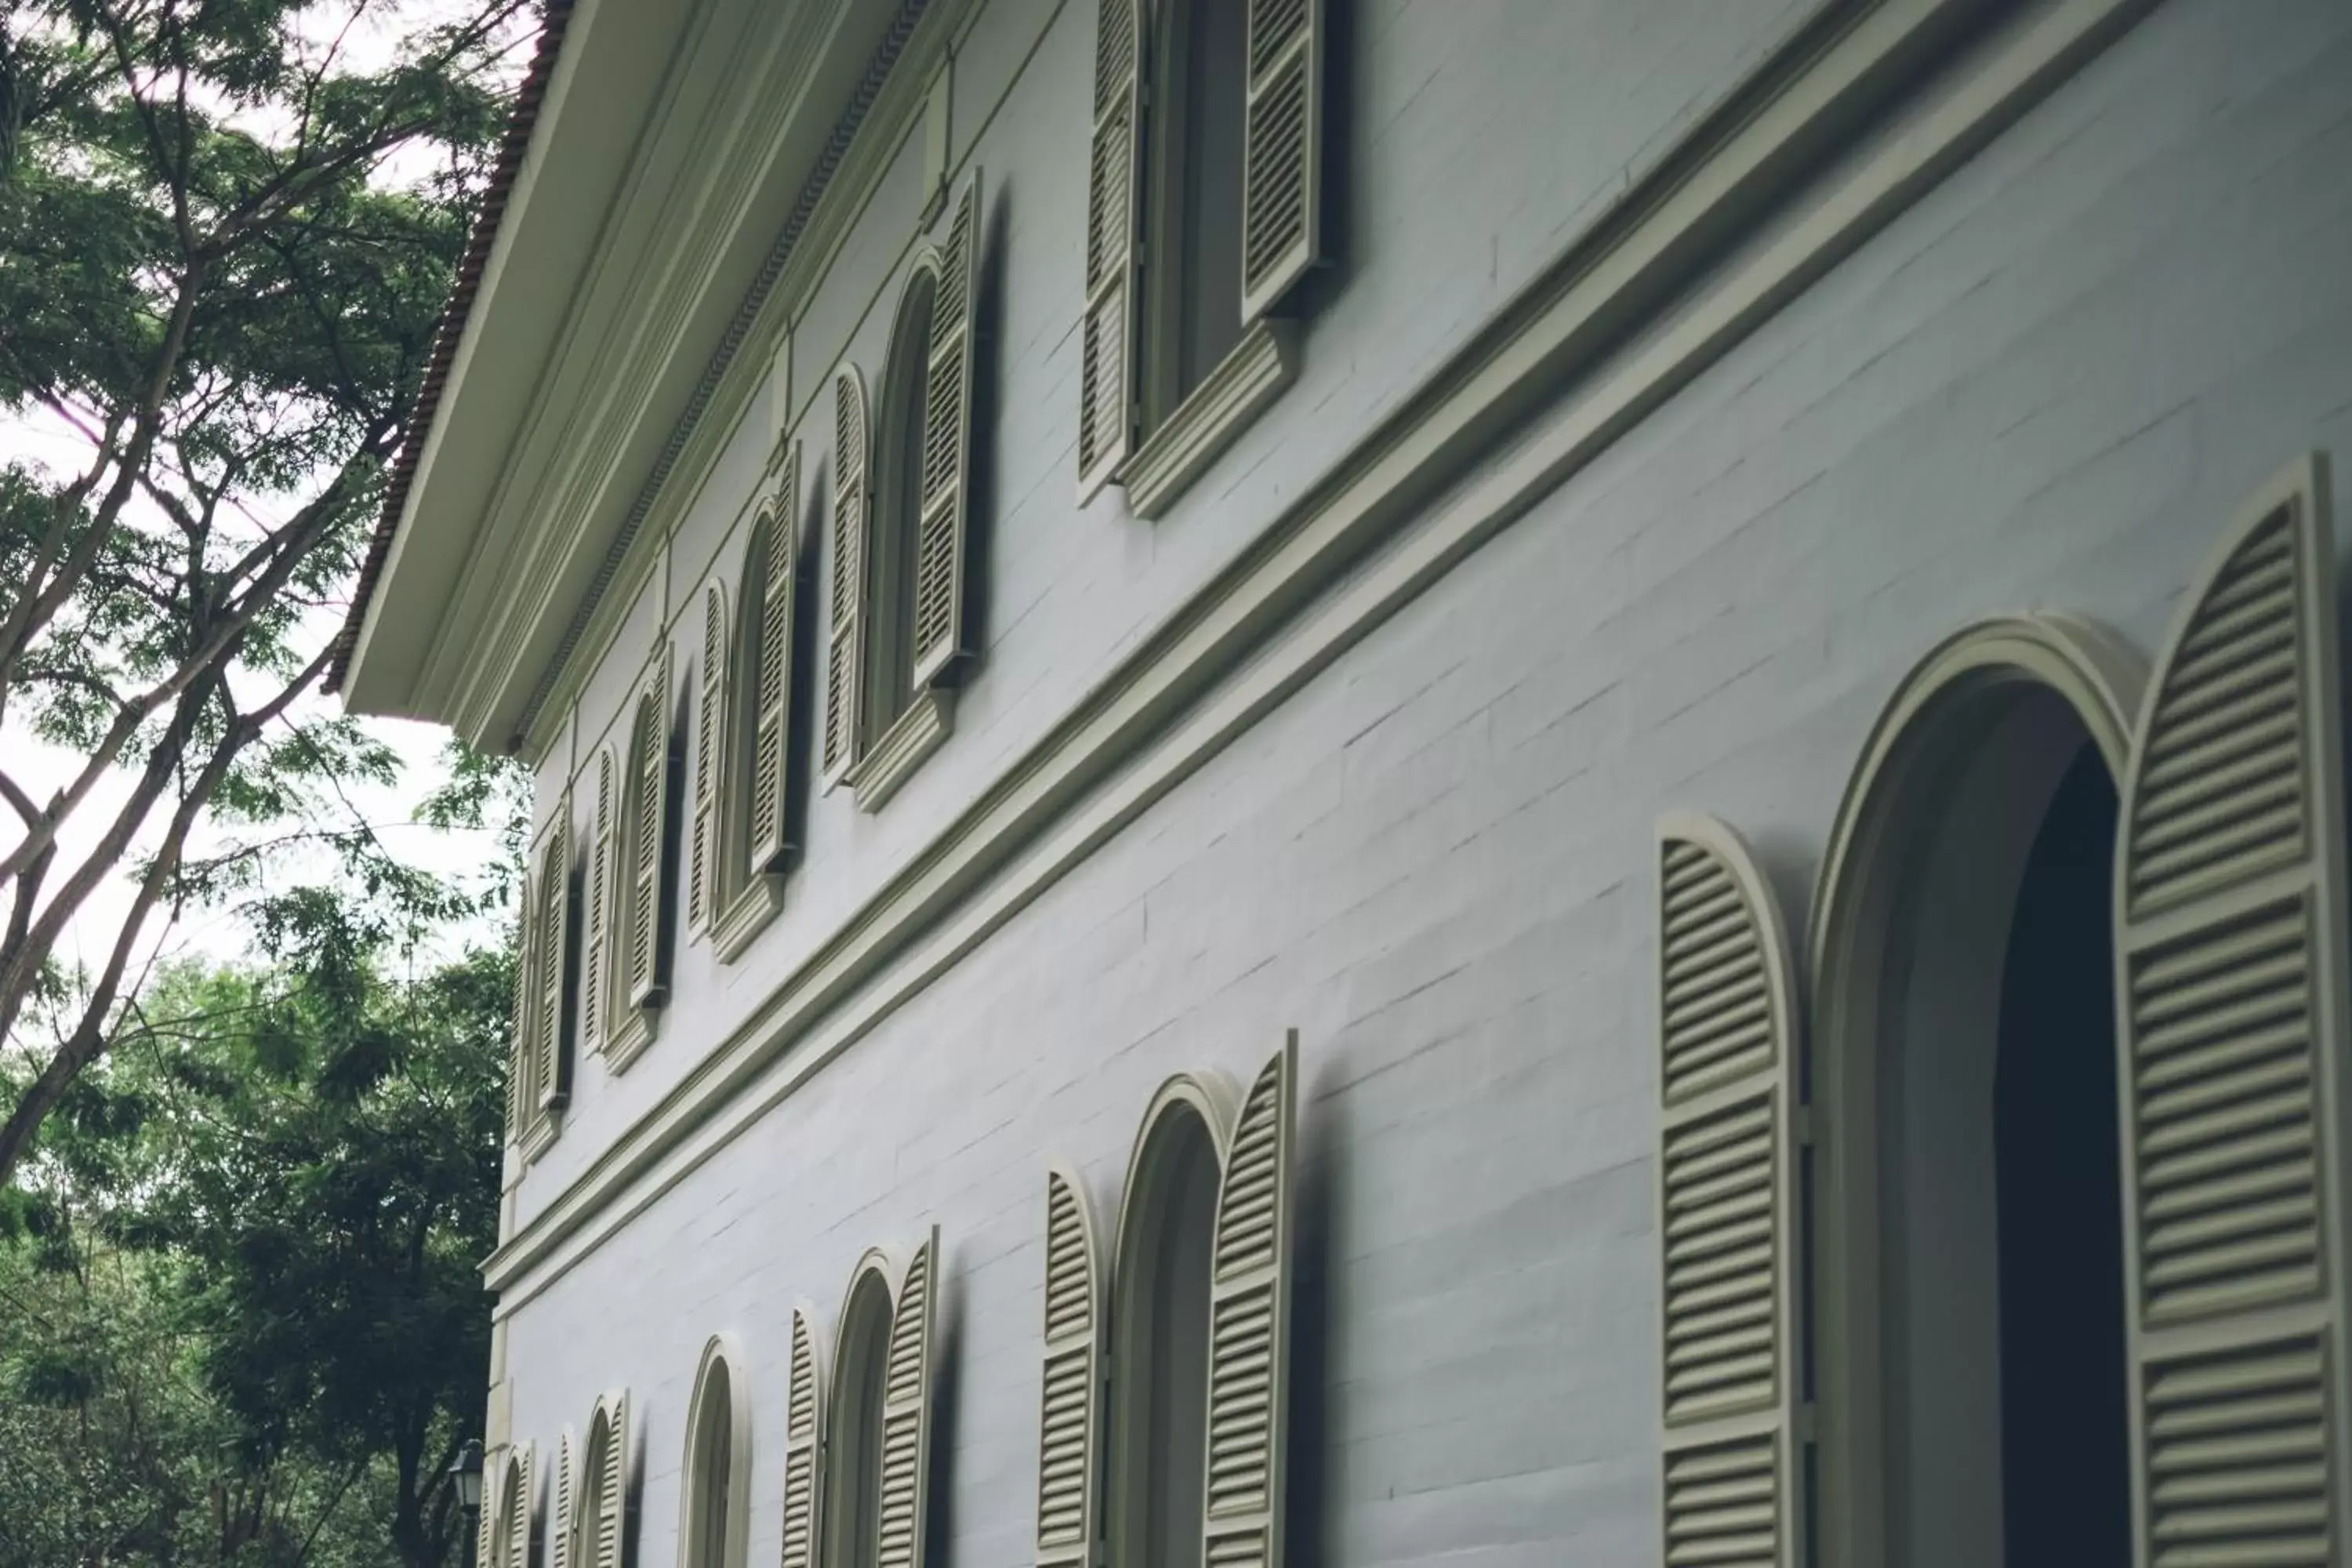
[
  {"x1": 0, "y1": 0, "x2": 535, "y2": 1187},
  {"x1": 2, "y1": 889, "x2": 513, "y2": 1567}
]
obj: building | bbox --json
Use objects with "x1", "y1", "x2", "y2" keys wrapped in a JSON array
[{"x1": 331, "y1": 0, "x2": 2352, "y2": 1563}]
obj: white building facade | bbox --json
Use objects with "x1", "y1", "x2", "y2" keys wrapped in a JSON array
[{"x1": 336, "y1": 0, "x2": 2352, "y2": 1564}]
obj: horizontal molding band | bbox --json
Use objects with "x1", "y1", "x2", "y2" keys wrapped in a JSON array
[{"x1": 484, "y1": 0, "x2": 2151, "y2": 1313}]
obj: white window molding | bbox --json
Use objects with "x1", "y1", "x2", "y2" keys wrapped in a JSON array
[
  {"x1": 814, "y1": 1232, "x2": 942, "y2": 1568},
  {"x1": 579, "y1": 1389, "x2": 633, "y2": 1568},
  {"x1": 678, "y1": 1335, "x2": 753, "y2": 1568},
  {"x1": 608, "y1": 650, "x2": 678, "y2": 1073},
  {"x1": 709, "y1": 452, "x2": 804, "y2": 963},
  {"x1": 519, "y1": 799, "x2": 576, "y2": 1163},
  {"x1": 1121, "y1": 318, "x2": 1298, "y2": 521}
]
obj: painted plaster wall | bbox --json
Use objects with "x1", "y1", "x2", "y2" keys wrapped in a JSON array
[
  {"x1": 501, "y1": 2, "x2": 2352, "y2": 1563},
  {"x1": 521, "y1": 0, "x2": 1822, "y2": 1221}
]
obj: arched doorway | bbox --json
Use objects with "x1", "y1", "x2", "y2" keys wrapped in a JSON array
[{"x1": 1809, "y1": 617, "x2": 2147, "y2": 1568}]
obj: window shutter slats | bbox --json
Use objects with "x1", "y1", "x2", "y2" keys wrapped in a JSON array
[
  {"x1": 1036, "y1": 1166, "x2": 1104, "y2": 1568},
  {"x1": 583, "y1": 753, "x2": 613, "y2": 1056},
  {"x1": 1079, "y1": 0, "x2": 1142, "y2": 499},
  {"x1": 506, "y1": 877, "x2": 533, "y2": 1138},
  {"x1": 2114, "y1": 454, "x2": 2349, "y2": 1568},
  {"x1": 782, "y1": 1305, "x2": 826, "y2": 1568},
  {"x1": 552, "y1": 1428, "x2": 575, "y2": 1568},
  {"x1": 877, "y1": 1228, "x2": 940, "y2": 1568},
  {"x1": 913, "y1": 176, "x2": 980, "y2": 689},
  {"x1": 1654, "y1": 815, "x2": 1805, "y2": 1568},
  {"x1": 504, "y1": 1441, "x2": 534, "y2": 1568},
  {"x1": 535, "y1": 808, "x2": 572, "y2": 1116},
  {"x1": 626, "y1": 669, "x2": 671, "y2": 1011},
  {"x1": 476, "y1": 1450, "x2": 499, "y2": 1568},
  {"x1": 691, "y1": 588, "x2": 725, "y2": 932},
  {"x1": 750, "y1": 448, "x2": 799, "y2": 873},
  {"x1": 588, "y1": 1391, "x2": 629, "y2": 1568},
  {"x1": 824, "y1": 368, "x2": 869, "y2": 789},
  {"x1": 1202, "y1": 1036, "x2": 1296, "y2": 1568},
  {"x1": 1240, "y1": 0, "x2": 1324, "y2": 323}
]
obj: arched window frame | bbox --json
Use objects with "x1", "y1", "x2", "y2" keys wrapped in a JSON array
[
  {"x1": 490, "y1": 1441, "x2": 535, "y2": 1568},
  {"x1": 678, "y1": 1335, "x2": 753, "y2": 1568},
  {"x1": 824, "y1": 173, "x2": 982, "y2": 813},
  {"x1": 1079, "y1": 0, "x2": 1327, "y2": 518},
  {"x1": 804, "y1": 1229, "x2": 942, "y2": 1568},
  {"x1": 1033, "y1": 1038, "x2": 1298, "y2": 1568},
  {"x1": 706, "y1": 448, "x2": 801, "y2": 963},
  {"x1": 578, "y1": 1389, "x2": 633, "y2": 1568},
  {"x1": 607, "y1": 647, "x2": 677, "y2": 1073}
]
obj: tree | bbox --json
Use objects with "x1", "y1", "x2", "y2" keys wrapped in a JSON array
[
  {"x1": 0, "y1": 0, "x2": 534, "y2": 1184},
  {"x1": 2, "y1": 895, "x2": 516, "y2": 1566}
]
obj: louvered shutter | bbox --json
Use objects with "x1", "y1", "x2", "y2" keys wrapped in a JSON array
[
  {"x1": 626, "y1": 690, "x2": 664, "y2": 1009},
  {"x1": 505, "y1": 1441, "x2": 535, "y2": 1568},
  {"x1": 823, "y1": 368, "x2": 869, "y2": 789},
  {"x1": 592, "y1": 1392, "x2": 629, "y2": 1568},
  {"x1": 1240, "y1": 0, "x2": 1325, "y2": 323},
  {"x1": 583, "y1": 752, "x2": 613, "y2": 1055},
  {"x1": 750, "y1": 447, "x2": 798, "y2": 873},
  {"x1": 2113, "y1": 455, "x2": 2350, "y2": 1568},
  {"x1": 1203, "y1": 1036, "x2": 1297, "y2": 1568},
  {"x1": 1079, "y1": 0, "x2": 1142, "y2": 499},
  {"x1": 535, "y1": 810, "x2": 572, "y2": 1115},
  {"x1": 506, "y1": 881, "x2": 533, "y2": 1138},
  {"x1": 552, "y1": 1428, "x2": 576, "y2": 1568},
  {"x1": 782, "y1": 1305, "x2": 826, "y2": 1568},
  {"x1": 690, "y1": 590, "x2": 725, "y2": 933},
  {"x1": 877, "y1": 1228, "x2": 940, "y2": 1568},
  {"x1": 476, "y1": 1449, "x2": 499, "y2": 1568},
  {"x1": 912, "y1": 175, "x2": 980, "y2": 688},
  {"x1": 1037, "y1": 1167, "x2": 1103, "y2": 1568},
  {"x1": 1654, "y1": 815, "x2": 1806, "y2": 1568}
]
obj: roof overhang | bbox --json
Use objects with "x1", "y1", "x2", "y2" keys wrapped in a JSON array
[{"x1": 339, "y1": 0, "x2": 901, "y2": 751}]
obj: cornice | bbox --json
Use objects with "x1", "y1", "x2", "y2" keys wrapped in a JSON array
[
  {"x1": 492, "y1": 0, "x2": 986, "y2": 760},
  {"x1": 483, "y1": 0, "x2": 2158, "y2": 1309}
]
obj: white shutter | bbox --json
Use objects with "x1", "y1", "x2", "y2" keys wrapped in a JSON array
[
  {"x1": 1654, "y1": 815, "x2": 1806, "y2": 1568},
  {"x1": 477, "y1": 1448, "x2": 499, "y2": 1568},
  {"x1": 749, "y1": 446, "x2": 799, "y2": 873},
  {"x1": 1078, "y1": 0, "x2": 1142, "y2": 500},
  {"x1": 590, "y1": 1391, "x2": 630, "y2": 1568},
  {"x1": 1037, "y1": 1166, "x2": 1104, "y2": 1568},
  {"x1": 781, "y1": 1305, "x2": 826, "y2": 1568},
  {"x1": 912, "y1": 174, "x2": 980, "y2": 688},
  {"x1": 823, "y1": 367, "x2": 869, "y2": 790},
  {"x1": 583, "y1": 751, "x2": 613, "y2": 1057},
  {"x1": 1203, "y1": 1036, "x2": 1297, "y2": 1568},
  {"x1": 552, "y1": 1427, "x2": 576, "y2": 1568},
  {"x1": 690, "y1": 588, "x2": 725, "y2": 933},
  {"x1": 505, "y1": 1441, "x2": 535, "y2": 1568},
  {"x1": 535, "y1": 808, "x2": 572, "y2": 1116},
  {"x1": 2114, "y1": 454, "x2": 2349, "y2": 1568},
  {"x1": 1240, "y1": 0, "x2": 1325, "y2": 323},
  {"x1": 506, "y1": 880, "x2": 533, "y2": 1138},
  {"x1": 877, "y1": 1228, "x2": 940, "y2": 1568},
  {"x1": 626, "y1": 682, "x2": 668, "y2": 1011}
]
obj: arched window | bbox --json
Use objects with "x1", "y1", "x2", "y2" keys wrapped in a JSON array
[
  {"x1": 1032, "y1": 1044, "x2": 1298, "y2": 1568},
  {"x1": 822, "y1": 176, "x2": 981, "y2": 810},
  {"x1": 517, "y1": 798, "x2": 575, "y2": 1160},
  {"x1": 579, "y1": 1391, "x2": 632, "y2": 1568},
  {"x1": 733, "y1": 459, "x2": 798, "y2": 882},
  {"x1": 608, "y1": 654, "x2": 676, "y2": 1070},
  {"x1": 680, "y1": 1338, "x2": 750, "y2": 1568},
  {"x1": 1079, "y1": 0, "x2": 1328, "y2": 514},
  {"x1": 823, "y1": 1265, "x2": 895, "y2": 1568},
  {"x1": 1109, "y1": 1098, "x2": 1221, "y2": 1568},
  {"x1": 492, "y1": 1442, "x2": 535, "y2": 1568}
]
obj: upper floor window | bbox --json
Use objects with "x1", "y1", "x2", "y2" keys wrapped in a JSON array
[
  {"x1": 510, "y1": 798, "x2": 575, "y2": 1160},
  {"x1": 597, "y1": 652, "x2": 676, "y2": 1070},
  {"x1": 822, "y1": 175, "x2": 984, "y2": 811},
  {"x1": 1080, "y1": 0, "x2": 1329, "y2": 517},
  {"x1": 690, "y1": 448, "x2": 801, "y2": 960}
]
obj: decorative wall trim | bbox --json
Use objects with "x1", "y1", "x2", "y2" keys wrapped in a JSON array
[
  {"x1": 485, "y1": 0, "x2": 2158, "y2": 1312},
  {"x1": 1123, "y1": 319, "x2": 1299, "y2": 521},
  {"x1": 851, "y1": 691, "x2": 955, "y2": 812},
  {"x1": 605, "y1": 1007, "x2": 659, "y2": 1075},
  {"x1": 713, "y1": 877, "x2": 788, "y2": 965}
]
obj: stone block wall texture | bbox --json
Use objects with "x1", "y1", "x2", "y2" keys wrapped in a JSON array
[{"x1": 505, "y1": 2, "x2": 2352, "y2": 1564}]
